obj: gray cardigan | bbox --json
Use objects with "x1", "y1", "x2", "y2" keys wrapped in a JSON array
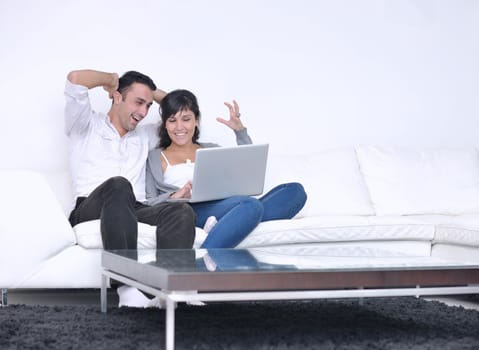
[{"x1": 145, "y1": 128, "x2": 252, "y2": 206}]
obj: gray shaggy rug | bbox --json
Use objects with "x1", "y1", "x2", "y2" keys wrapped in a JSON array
[{"x1": 1, "y1": 297, "x2": 479, "y2": 349}]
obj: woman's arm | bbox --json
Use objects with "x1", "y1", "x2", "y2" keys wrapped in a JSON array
[
  {"x1": 234, "y1": 128, "x2": 252, "y2": 145},
  {"x1": 216, "y1": 100, "x2": 253, "y2": 145},
  {"x1": 216, "y1": 100, "x2": 244, "y2": 131}
]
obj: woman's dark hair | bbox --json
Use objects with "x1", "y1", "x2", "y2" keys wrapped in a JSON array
[
  {"x1": 158, "y1": 89, "x2": 201, "y2": 148},
  {"x1": 118, "y1": 71, "x2": 157, "y2": 97}
]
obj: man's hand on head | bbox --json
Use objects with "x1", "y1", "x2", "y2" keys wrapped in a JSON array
[
  {"x1": 103, "y1": 73, "x2": 119, "y2": 99},
  {"x1": 153, "y1": 88, "x2": 167, "y2": 104}
]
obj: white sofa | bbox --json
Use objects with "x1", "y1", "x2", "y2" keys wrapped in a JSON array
[{"x1": 2, "y1": 146, "x2": 479, "y2": 293}]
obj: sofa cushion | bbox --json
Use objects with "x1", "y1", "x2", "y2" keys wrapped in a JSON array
[
  {"x1": 356, "y1": 146, "x2": 479, "y2": 215},
  {"x1": 435, "y1": 226, "x2": 479, "y2": 247},
  {"x1": 13, "y1": 246, "x2": 104, "y2": 288},
  {"x1": 377, "y1": 214, "x2": 479, "y2": 247},
  {"x1": 418, "y1": 215, "x2": 479, "y2": 247},
  {"x1": 236, "y1": 215, "x2": 435, "y2": 248},
  {"x1": 263, "y1": 148, "x2": 375, "y2": 216},
  {"x1": 248, "y1": 245, "x2": 456, "y2": 268},
  {"x1": 73, "y1": 220, "x2": 207, "y2": 249},
  {"x1": 0, "y1": 170, "x2": 76, "y2": 288},
  {"x1": 43, "y1": 170, "x2": 74, "y2": 216}
]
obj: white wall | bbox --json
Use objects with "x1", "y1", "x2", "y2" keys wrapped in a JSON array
[{"x1": 1, "y1": 0, "x2": 479, "y2": 172}]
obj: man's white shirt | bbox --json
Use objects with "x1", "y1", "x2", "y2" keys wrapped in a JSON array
[{"x1": 64, "y1": 80, "x2": 158, "y2": 203}]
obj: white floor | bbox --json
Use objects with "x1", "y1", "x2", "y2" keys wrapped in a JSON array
[{"x1": 3, "y1": 289, "x2": 479, "y2": 311}]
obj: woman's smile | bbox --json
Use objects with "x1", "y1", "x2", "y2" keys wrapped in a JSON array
[{"x1": 166, "y1": 109, "x2": 197, "y2": 146}]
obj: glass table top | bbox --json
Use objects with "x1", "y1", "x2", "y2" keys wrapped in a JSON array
[
  {"x1": 102, "y1": 246, "x2": 479, "y2": 292},
  {"x1": 105, "y1": 246, "x2": 479, "y2": 274}
]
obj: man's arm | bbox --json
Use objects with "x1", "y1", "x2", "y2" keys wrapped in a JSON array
[
  {"x1": 153, "y1": 88, "x2": 167, "y2": 104},
  {"x1": 67, "y1": 69, "x2": 119, "y2": 97},
  {"x1": 65, "y1": 70, "x2": 117, "y2": 136}
]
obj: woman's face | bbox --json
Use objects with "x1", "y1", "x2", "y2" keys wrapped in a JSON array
[{"x1": 165, "y1": 108, "x2": 198, "y2": 146}]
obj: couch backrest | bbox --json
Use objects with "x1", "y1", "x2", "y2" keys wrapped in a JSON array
[
  {"x1": 44, "y1": 170, "x2": 74, "y2": 216},
  {"x1": 263, "y1": 148, "x2": 375, "y2": 217},
  {"x1": 15, "y1": 146, "x2": 479, "y2": 221},
  {"x1": 356, "y1": 146, "x2": 479, "y2": 216},
  {"x1": 263, "y1": 146, "x2": 479, "y2": 218}
]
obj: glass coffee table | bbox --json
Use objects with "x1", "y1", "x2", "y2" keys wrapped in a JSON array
[{"x1": 101, "y1": 246, "x2": 479, "y2": 350}]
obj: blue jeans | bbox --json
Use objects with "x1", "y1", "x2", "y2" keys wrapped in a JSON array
[{"x1": 192, "y1": 182, "x2": 307, "y2": 248}]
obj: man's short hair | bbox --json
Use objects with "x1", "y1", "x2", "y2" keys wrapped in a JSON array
[{"x1": 118, "y1": 71, "x2": 157, "y2": 96}]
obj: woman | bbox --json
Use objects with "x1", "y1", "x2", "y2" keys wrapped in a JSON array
[{"x1": 146, "y1": 89, "x2": 306, "y2": 248}]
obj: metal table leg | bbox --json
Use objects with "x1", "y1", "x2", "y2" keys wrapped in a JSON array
[
  {"x1": 165, "y1": 297, "x2": 176, "y2": 350},
  {"x1": 101, "y1": 273, "x2": 108, "y2": 313},
  {"x1": 1, "y1": 288, "x2": 7, "y2": 306}
]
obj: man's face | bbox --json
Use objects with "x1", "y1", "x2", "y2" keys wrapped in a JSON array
[{"x1": 111, "y1": 83, "x2": 154, "y2": 136}]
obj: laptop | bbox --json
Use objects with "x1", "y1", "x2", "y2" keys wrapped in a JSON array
[{"x1": 167, "y1": 143, "x2": 269, "y2": 203}]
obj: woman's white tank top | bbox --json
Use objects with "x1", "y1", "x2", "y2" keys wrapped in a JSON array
[{"x1": 162, "y1": 152, "x2": 194, "y2": 188}]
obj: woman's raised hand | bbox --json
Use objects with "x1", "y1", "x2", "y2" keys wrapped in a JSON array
[{"x1": 216, "y1": 100, "x2": 245, "y2": 131}]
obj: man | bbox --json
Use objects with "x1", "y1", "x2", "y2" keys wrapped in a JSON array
[{"x1": 65, "y1": 69, "x2": 196, "y2": 307}]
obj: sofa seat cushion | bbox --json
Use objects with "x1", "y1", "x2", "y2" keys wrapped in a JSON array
[
  {"x1": 73, "y1": 220, "x2": 207, "y2": 249},
  {"x1": 248, "y1": 245, "x2": 459, "y2": 269},
  {"x1": 13, "y1": 246, "x2": 104, "y2": 288},
  {"x1": 430, "y1": 215, "x2": 479, "y2": 247},
  {"x1": 397, "y1": 214, "x2": 479, "y2": 247},
  {"x1": 435, "y1": 226, "x2": 479, "y2": 247},
  {"x1": 236, "y1": 216, "x2": 436, "y2": 248}
]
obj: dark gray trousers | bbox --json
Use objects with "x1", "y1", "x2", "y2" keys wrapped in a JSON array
[{"x1": 68, "y1": 176, "x2": 196, "y2": 250}]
